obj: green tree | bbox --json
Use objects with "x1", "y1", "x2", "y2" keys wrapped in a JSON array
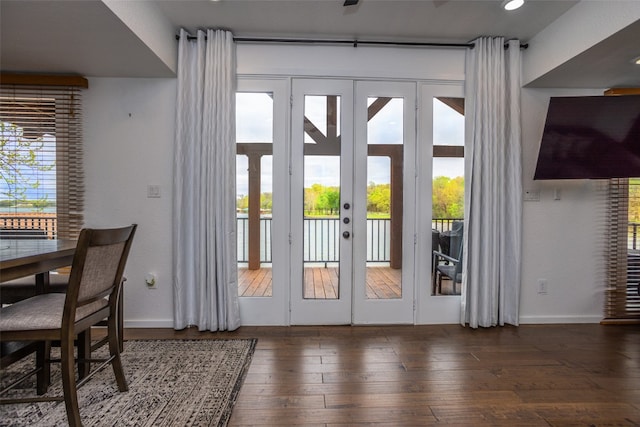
[
  {"x1": 367, "y1": 182, "x2": 390, "y2": 215},
  {"x1": 317, "y1": 187, "x2": 340, "y2": 215},
  {"x1": 260, "y1": 192, "x2": 272, "y2": 212},
  {"x1": 237, "y1": 194, "x2": 249, "y2": 212},
  {"x1": 432, "y1": 176, "x2": 464, "y2": 219}
]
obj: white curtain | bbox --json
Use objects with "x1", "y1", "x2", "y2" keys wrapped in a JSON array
[
  {"x1": 461, "y1": 37, "x2": 522, "y2": 328},
  {"x1": 173, "y1": 29, "x2": 241, "y2": 331}
]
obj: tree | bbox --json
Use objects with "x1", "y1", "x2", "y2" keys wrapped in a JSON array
[
  {"x1": 317, "y1": 188, "x2": 340, "y2": 215},
  {"x1": 260, "y1": 192, "x2": 272, "y2": 212},
  {"x1": 0, "y1": 122, "x2": 54, "y2": 208},
  {"x1": 367, "y1": 182, "x2": 390, "y2": 214},
  {"x1": 432, "y1": 176, "x2": 464, "y2": 219},
  {"x1": 237, "y1": 194, "x2": 249, "y2": 212}
]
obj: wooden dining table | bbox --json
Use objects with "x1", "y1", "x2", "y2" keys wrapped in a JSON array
[{"x1": 0, "y1": 238, "x2": 76, "y2": 286}]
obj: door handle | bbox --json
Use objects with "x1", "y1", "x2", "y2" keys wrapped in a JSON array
[{"x1": 342, "y1": 231, "x2": 350, "y2": 239}]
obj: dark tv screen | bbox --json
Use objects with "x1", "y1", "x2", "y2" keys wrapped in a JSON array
[{"x1": 534, "y1": 95, "x2": 640, "y2": 180}]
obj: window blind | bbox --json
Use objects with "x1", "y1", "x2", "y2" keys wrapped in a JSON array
[
  {"x1": 0, "y1": 75, "x2": 86, "y2": 240},
  {"x1": 603, "y1": 178, "x2": 640, "y2": 322}
]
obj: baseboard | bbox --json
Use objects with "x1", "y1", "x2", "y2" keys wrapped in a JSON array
[
  {"x1": 519, "y1": 314, "x2": 603, "y2": 324},
  {"x1": 124, "y1": 319, "x2": 175, "y2": 328},
  {"x1": 124, "y1": 316, "x2": 604, "y2": 328}
]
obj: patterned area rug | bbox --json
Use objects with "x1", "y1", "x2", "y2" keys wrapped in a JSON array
[{"x1": 1, "y1": 339, "x2": 256, "y2": 426}]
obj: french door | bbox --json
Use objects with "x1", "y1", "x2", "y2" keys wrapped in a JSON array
[{"x1": 290, "y1": 79, "x2": 416, "y2": 324}]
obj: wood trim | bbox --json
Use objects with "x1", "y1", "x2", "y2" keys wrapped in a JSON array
[
  {"x1": 600, "y1": 318, "x2": 640, "y2": 325},
  {"x1": 604, "y1": 87, "x2": 640, "y2": 96},
  {"x1": 433, "y1": 145, "x2": 464, "y2": 157},
  {"x1": 0, "y1": 73, "x2": 88, "y2": 89}
]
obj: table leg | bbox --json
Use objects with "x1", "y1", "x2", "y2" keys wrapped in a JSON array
[{"x1": 34, "y1": 271, "x2": 51, "y2": 294}]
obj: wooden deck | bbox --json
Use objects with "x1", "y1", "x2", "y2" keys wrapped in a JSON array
[
  {"x1": 239, "y1": 265, "x2": 460, "y2": 298},
  {"x1": 238, "y1": 266, "x2": 402, "y2": 299}
]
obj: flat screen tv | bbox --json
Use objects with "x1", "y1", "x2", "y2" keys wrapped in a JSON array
[{"x1": 534, "y1": 95, "x2": 640, "y2": 180}]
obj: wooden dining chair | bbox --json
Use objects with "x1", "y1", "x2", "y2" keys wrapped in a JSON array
[{"x1": 0, "y1": 224, "x2": 137, "y2": 427}]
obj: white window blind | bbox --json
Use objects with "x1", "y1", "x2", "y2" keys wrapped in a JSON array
[
  {"x1": 0, "y1": 75, "x2": 86, "y2": 240},
  {"x1": 603, "y1": 178, "x2": 640, "y2": 322}
]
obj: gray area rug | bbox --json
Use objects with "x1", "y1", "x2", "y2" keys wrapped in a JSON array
[{"x1": 1, "y1": 339, "x2": 256, "y2": 426}]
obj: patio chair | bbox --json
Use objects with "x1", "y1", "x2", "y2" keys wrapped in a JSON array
[
  {"x1": 432, "y1": 222, "x2": 463, "y2": 295},
  {"x1": 0, "y1": 225, "x2": 136, "y2": 427}
]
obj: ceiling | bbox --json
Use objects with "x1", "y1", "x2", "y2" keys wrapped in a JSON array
[{"x1": 1, "y1": 0, "x2": 639, "y2": 88}]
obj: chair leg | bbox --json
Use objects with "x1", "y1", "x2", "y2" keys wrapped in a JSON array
[
  {"x1": 36, "y1": 341, "x2": 51, "y2": 395},
  {"x1": 432, "y1": 254, "x2": 437, "y2": 295},
  {"x1": 117, "y1": 293, "x2": 124, "y2": 353},
  {"x1": 60, "y1": 332, "x2": 82, "y2": 427},
  {"x1": 108, "y1": 314, "x2": 128, "y2": 392},
  {"x1": 77, "y1": 330, "x2": 91, "y2": 378}
]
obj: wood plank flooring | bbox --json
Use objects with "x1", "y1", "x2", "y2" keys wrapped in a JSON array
[{"x1": 123, "y1": 324, "x2": 640, "y2": 426}]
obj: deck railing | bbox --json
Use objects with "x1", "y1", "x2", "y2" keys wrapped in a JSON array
[
  {"x1": 237, "y1": 217, "x2": 466, "y2": 264},
  {"x1": 5, "y1": 214, "x2": 639, "y2": 260},
  {"x1": 0, "y1": 214, "x2": 57, "y2": 239}
]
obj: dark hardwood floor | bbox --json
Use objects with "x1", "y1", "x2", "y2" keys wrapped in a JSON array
[{"x1": 123, "y1": 324, "x2": 640, "y2": 426}]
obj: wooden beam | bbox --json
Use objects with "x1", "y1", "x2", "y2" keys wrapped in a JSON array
[
  {"x1": 367, "y1": 97, "x2": 392, "y2": 121},
  {"x1": 436, "y1": 97, "x2": 465, "y2": 115},
  {"x1": 303, "y1": 117, "x2": 327, "y2": 145},
  {"x1": 236, "y1": 143, "x2": 273, "y2": 156},
  {"x1": 0, "y1": 73, "x2": 88, "y2": 88},
  {"x1": 248, "y1": 154, "x2": 262, "y2": 270},
  {"x1": 433, "y1": 145, "x2": 464, "y2": 158},
  {"x1": 604, "y1": 88, "x2": 640, "y2": 96},
  {"x1": 368, "y1": 144, "x2": 403, "y2": 270}
]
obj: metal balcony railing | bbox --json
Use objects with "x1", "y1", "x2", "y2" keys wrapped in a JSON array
[
  {"x1": 5, "y1": 214, "x2": 639, "y2": 261},
  {"x1": 236, "y1": 217, "x2": 468, "y2": 264}
]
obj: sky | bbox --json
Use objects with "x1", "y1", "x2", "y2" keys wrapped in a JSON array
[{"x1": 236, "y1": 93, "x2": 464, "y2": 198}]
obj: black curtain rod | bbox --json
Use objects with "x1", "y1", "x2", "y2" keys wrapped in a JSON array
[{"x1": 175, "y1": 34, "x2": 528, "y2": 50}]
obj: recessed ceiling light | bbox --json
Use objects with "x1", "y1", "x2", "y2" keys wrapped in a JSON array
[{"x1": 503, "y1": 0, "x2": 524, "y2": 11}]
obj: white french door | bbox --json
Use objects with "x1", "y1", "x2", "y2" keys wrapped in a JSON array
[{"x1": 290, "y1": 78, "x2": 416, "y2": 325}]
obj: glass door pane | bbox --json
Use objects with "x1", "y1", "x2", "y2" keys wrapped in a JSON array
[
  {"x1": 303, "y1": 95, "x2": 341, "y2": 300},
  {"x1": 236, "y1": 92, "x2": 274, "y2": 298},
  {"x1": 432, "y1": 97, "x2": 465, "y2": 296},
  {"x1": 366, "y1": 97, "x2": 403, "y2": 300}
]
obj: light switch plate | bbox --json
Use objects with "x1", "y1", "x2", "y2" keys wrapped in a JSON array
[
  {"x1": 147, "y1": 185, "x2": 161, "y2": 198},
  {"x1": 523, "y1": 190, "x2": 540, "y2": 202}
]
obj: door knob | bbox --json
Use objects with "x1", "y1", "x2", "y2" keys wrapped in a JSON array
[{"x1": 343, "y1": 231, "x2": 350, "y2": 239}]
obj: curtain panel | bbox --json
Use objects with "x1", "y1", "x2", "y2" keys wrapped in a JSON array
[
  {"x1": 173, "y1": 29, "x2": 241, "y2": 331},
  {"x1": 461, "y1": 37, "x2": 523, "y2": 328}
]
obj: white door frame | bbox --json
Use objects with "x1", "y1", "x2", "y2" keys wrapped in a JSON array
[
  {"x1": 290, "y1": 78, "x2": 354, "y2": 325},
  {"x1": 415, "y1": 81, "x2": 464, "y2": 325},
  {"x1": 236, "y1": 77, "x2": 290, "y2": 325},
  {"x1": 290, "y1": 78, "x2": 417, "y2": 325},
  {"x1": 352, "y1": 80, "x2": 416, "y2": 324}
]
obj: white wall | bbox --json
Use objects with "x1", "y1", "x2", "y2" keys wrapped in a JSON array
[
  {"x1": 83, "y1": 45, "x2": 609, "y2": 327},
  {"x1": 84, "y1": 77, "x2": 176, "y2": 327},
  {"x1": 519, "y1": 87, "x2": 606, "y2": 323}
]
